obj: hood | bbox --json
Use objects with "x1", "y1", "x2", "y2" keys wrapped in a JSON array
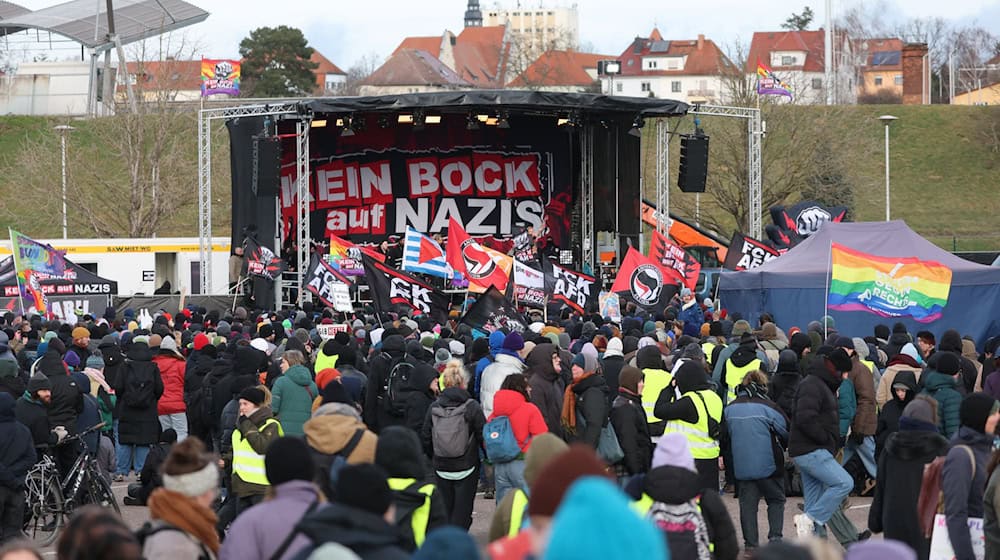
[
  {"x1": 885, "y1": 430, "x2": 949, "y2": 462},
  {"x1": 888, "y1": 332, "x2": 911, "y2": 346},
  {"x1": 643, "y1": 465, "x2": 700, "y2": 503},
  {"x1": 284, "y1": 364, "x2": 313, "y2": 386},
  {"x1": 524, "y1": 433, "x2": 569, "y2": 486},
  {"x1": 922, "y1": 370, "x2": 957, "y2": 391},
  {"x1": 489, "y1": 330, "x2": 506, "y2": 354},
  {"x1": 304, "y1": 413, "x2": 368, "y2": 454},
  {"x1": 939, "y1": 329, "x2": 963, "y2": 354},
  {"x1": 887, "y1": 353, "x2": 920, "y2": 368},
  {"x1": 891, "y1": 370, "x2": 918, "y2": 396},
  {"x1": 381, "y1": 334, "x2": 406, "y2": 356},
  {"x1": 125, "y1": 342, "x2": 152, "y2": 362},
  {"x1": 572, "y1": 373, "x2": 608, "y2": 396},
  {"x1": 525, "y1": 343, "x2": 558, "y2": 380},
  {"x1": 0, "y1": 392, "x2": 15, "y2": 421},
  {"x1": 962, "y1": 339, "x2": 979, "y2": 361},
  {"x1": 0, "y1": 359, "x2": 17, "y2": 379},
  {"x1": 402, "y1": 360, "x2": 438, "y2": 396},
  {"x1": 636, "y1": 345, "x2": 664, "y2": 370},
  {"x1": 729, "y1": 345, "x2": 759, "y2": 367},
  {"x1": 492, "y1": 389, "x2": 528, "y2": 417},
  {"x1": 674, "y1": 361, "x2": 709, "y2": 393},
  {"x1": 777, "y1": 349, "x2": 799, "y2": 372},
  {"x1": 234, "y1": 345, "x2": 266, "y2": 376},
  {"x1": 296, "y1": 503, "x2": 400, "y2": 550},
  {"x1": 437, "y1": 386, "x2": 473, "y2": 407}
]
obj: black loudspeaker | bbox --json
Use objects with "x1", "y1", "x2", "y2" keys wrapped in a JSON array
[
  {"x1": 251, "y1": 135, "x2": 282, "y2": 197},
  {"x1": 678, "y1": 133, "x2": 709, "y2": 193}
]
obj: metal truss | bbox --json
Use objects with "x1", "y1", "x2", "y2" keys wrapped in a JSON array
[
  {"x1": 580, "y1": 125, "x2": 594, "y2": 271},
  {"x1": 294, "y1": 118, "x2": 312, "y2": 306},
  {"x1": 655, "y1": 119, "x2": 670, "y2": 235}
]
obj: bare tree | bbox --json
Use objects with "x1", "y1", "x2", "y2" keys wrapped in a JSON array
[{"x1": 341, "y1": 52, "x2": 382, "y2": 96}]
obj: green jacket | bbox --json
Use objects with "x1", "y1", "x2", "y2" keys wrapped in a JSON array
[
  {"x1": 921, "y1": 370, "x2": 962, "y2": 438},
  {"x1": 837, "y1": 377, "x2": 856, "y2": 437},
  {"x1": 271, "y1": 365, "x2": 317, "y2": 436}
]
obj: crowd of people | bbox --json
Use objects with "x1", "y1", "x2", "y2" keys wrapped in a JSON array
[{"x1": 0, "y1": 291, "x2": 999, "y2": 560}]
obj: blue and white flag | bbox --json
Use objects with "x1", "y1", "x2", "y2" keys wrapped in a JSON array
[{"x1": 401, "y1": 227, "x2": 455, "y2": 279}]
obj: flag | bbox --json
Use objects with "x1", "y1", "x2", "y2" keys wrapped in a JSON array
[
  {"x1": 826, "y1": 243, "x2": 952, "y2": 323},
  {"x1": 723, "y1": 232, "x2": 781, "y2": 271},
  {"x1": 649, "y1": 230, "x2": 701, "y2": 291},
  {"x1": 362, "y1": 253, "x2": 449, "y2": 324},
  {"x1": 305, "y1": 254, "x2": 353, "y2": 309},
  {"x1": 244, "y1": 237, "x2": 287, "y2": 281},
  {"x1": 401, "y1": 228, "x2": 455, "y2": 279},
  {"x1": 610, "y1": 247, "x2": 679, "y2": 314},
  {"x1": 460, "y1": 286, "x2": 528, "y2": 334},
  {"x1": 756, "y1": 59, "x2": 793, "y2": 99},
  {"x1": 446, "y1": 217, "x2": 513, "y2": 293},
  {"x1": 512, "y1": 259, "x2": 546, "y2": 309},
  {"x1": 328, "y1": 234, "x2": 365, "y2": 276},
  {"x1": 9, "y1": 229, "x2": 67, "y2": 315},
  {"x1": 201, "y1": 58, "x2": 241, "y2": 96},
  {"x1": 544, "y1": 261, "x2": 597, "y2": 314}
]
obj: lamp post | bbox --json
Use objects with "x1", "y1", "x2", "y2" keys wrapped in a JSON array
[
  {"x1": 878, "y1": 115, "x2": 898, "y2": 222},
  {"x1": 54, "y1": 125, "x2": 75, "y2": 239}
]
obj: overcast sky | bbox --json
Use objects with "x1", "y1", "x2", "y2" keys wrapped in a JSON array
[{"x1": 10, "y1": 0, "x2": 1000, "y2": 69}]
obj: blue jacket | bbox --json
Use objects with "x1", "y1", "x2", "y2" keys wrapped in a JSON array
[
  {"x1": 723, "y1": 395, "x2": 788, "y2": 480},
  {"x1": 677, "y1": 302, "x2": 704, "y2": 334},
  {"x1": 838, "y1": 378, "x2": 857, "y2": 437}
]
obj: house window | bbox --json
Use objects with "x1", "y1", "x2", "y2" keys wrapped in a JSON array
[
  {"x1": 811, "y1": 78, "x2": 823, "y2": 89},
  {"x1": 647, "y1": 60, "x2": 658, "y2": 69},
  {"x1": 641, "y1": 81, "x2": 651, "y2": 92},
  {"x1": 894, "y1": 75, "x2": 903, "y2": 85},
  {"x1": 616, "y1": 83, "x2": 623, "y2": 93},
  {"x1": 874, "y1": 76, "x2": 883, "y2": 86},
  {"x1": 671, "y1": 81, "x2": 681, "y2": 92},
  {"x1": 781, "y1": 55, "x2": 795, "y2": 66},
  {"x1": 667, "y1": 58, "x2": 681, "y2": 70}
]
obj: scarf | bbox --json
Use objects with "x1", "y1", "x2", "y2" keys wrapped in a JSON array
[
  {"x1": 560, "y1": 371, "x2": 597, "y2": 434},
  {"x1": 736, "y1": 382, "x2": 769, "y2": 401},
  {"x1": 147, "y1": 488, "x2": 220, "y2": 554},
  {"x1": 83, "y1": 367, "x2": 113, "y2": 394}
]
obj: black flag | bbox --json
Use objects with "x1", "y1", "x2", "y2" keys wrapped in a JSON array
[
  {"x1": 722, "y1": 232, "x2": 781, "y2": 271},
  {"x1": 543, "y1": 261, "x2": 597, "y2": 314},
  {"x1": 305, "y1": 254, "x2": 352, "y2": 308},
  {"x1": 362, "y1": 253, "x2": 449, "y2": 324},
  {"x1": 244, "y1": 237, "x2": 287, "y2": 281},
  {"x1": 460, "y1": 286, "x2": 528, "y2": 334}
]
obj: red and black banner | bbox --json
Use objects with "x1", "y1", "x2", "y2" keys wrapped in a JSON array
[
  {"x1": 544, "y1": 261, "x2": 597, "y2": 314},
  {"x1": 723, "y1": 232, "x2": 782, "y2": 271},
  {"x1": 461, "y1": 286, "x2": 528, "y2": 334},
  {"x1": 649, "y1": 230, "x2": 700, "y2": 291},
  {"x1": 304, "y1": 254, "x2": 351, "y2": 308},
  {"x1": 244, "y1": 237, "x2": 287, "y2": 281},
  {"x1": 610, "y1": 247, "x2": 679, "y2": 314},
  {"x1": 362, "y1": 253, "x2": 448, "y2": 324},
  {"x1": 768, "y1": 201, "x2": 849, "y2": 250}
]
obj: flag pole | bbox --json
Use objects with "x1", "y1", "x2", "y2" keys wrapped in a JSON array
[
  {"x1": 7, "y1": 229, "x2": 26, "y2": 317},
  {"x1": 824, "y1": 241, "x2": 833, "y2": 340}
]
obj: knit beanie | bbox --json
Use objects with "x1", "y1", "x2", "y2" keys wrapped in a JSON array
[
  {"x1": 72, "y1": 326, "x2": 90, "y2": 340},
  {"x1": 544, "y1": 477, "x2": 667, "y2": 560},
  {"x1": 238, "y1": 387, "x2": 265, "y2": 406},
  {"x1": 193, "y1": 333, "x2": 210, "y2": 351},
  {"x1": 265, "y1": 437, "x2": 316, "y2": 486},
  {"x1": 28, "y1": 372, "x2": 52, "y2": 393},
  {"x1": 413, "y1": 527, "x2": 481, "y2": 560},
  {"x1": 936, "y1": 352, "x2": 961, "y2": 376},
  {"x1": 336, "y1": 464, "x2": 392, "y2": 516},
  {"x1": 571, "y1": 352, "x2": 597, "y2": 374},
  {"x1": 316, "y1": 368, "x2": 341, "y2": 390},
  {"x1": 852, "y1": 337, "x2": 870, "y2": 360},
  {"x1": 604, "y1": 337, "x2": 624, "y2": 358},
  {"x1": 321, "y1": 380, "x2": 354, "y2": 407},
  {"x1": 63, "y1": 350, "x2": 80, "y2": 369},
  {"x1": 85, "y1": 355, "x2": 104, "y2": 370},
  {"x1": 503, "y1": 332, "x2": 525, "y2": 352},
  {"x1": 960, "y1": 393, "x2": 999, "y2": 434},
  {"x1": 899, "y1": 395, "x2": 939, "y2": 431},
  {"x1": 528, "y1": 445, "x2": 611, "y2": 517},
  {"x1": 523, "y1": 433, "x2": 570, "y2": 487},
  {"x1": 652, "y1": 433, "x2": 696, "y2": 472},
  {"x1": 618, "y1": 366, "x2": 643, "y2": 394}
]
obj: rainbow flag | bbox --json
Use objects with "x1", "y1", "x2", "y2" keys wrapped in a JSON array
[
  {"x1": 9, "y1": 229, "x2": 67, "y2": 315},
  {"x1": 827, "y1": 243, "x2": 952, "y2": 323},
  {"x1": 756, "y1": 59, "x2": 793, "y2": 99}
]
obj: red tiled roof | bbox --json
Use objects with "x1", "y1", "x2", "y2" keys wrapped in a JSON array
[
  {"x1": 507, "y1": 50, "x2": 610, "y2": 87},
  {"x1": 360, "y1": 49, "x2": 470, "y2": 87},
  {"x1": 746, "y1": 30, "x2": 826, "y2": 73},
  {"x1": 855, "y1": 38, "x2": 903, "y2": 69},
  {"x1": 311, "y1": 50, "x2": 345, "y2": 75},
  {"x1": 119, "y1": 59, "x2": 202, "y2": 92},
  {"x1": 616, "y1": 30, "x2": 738, "y2": 77},
  {"x1": 394, "y1": 36, "x2": 442, "y2": 58},
  {"x1": 453, "y1": 25, "x2": 509, "y2": 87}
]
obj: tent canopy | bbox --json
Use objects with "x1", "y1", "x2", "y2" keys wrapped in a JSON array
[{"x1": 718, "y1": 221, "x2": 1000, "y2": 346}]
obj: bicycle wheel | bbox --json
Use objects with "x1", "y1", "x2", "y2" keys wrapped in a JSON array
[
  {"x1": 23, "y1": 467, "x2": 63, "y2": 547},
  {"x1": 87, "y1": 471, "x2": 121, "y2": 515}
]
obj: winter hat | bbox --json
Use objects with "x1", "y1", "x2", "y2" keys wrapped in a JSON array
[
  {"x1": 557, "y1": 332, "x2": 571, "y2": 350},
  {"x1": 258, "y1": 323, "x2": 274, "y2": 339},
  {"x1": 448, "y1": 340, "x2": 465, "y2": 357},
  {"x1": 571, "y1": 352, "x2": 597, "y2": 374},
  {"x1": 250, "y1": 338, "x2": 269, "y2": 354},
  {"x1": 699, "y1": 323, "x2": 711, "y2": 337},
  {"x1": 85, "y1": 355, "x2": 104, "y2": 370},
  {"x1": 822, "y1": 315, "x2": 835, "y2": 329},
  {"x1": 265, "y1": 437, "x2": 316, "y2": 486},
  {"x1": 709, "y1": 321, "x2": 724, "y2": 337},
  {"x1": 618, "y1": 366, "x2": 643, "y2": 394},
  {"x1": 28, "y1": 372, "x2": 52, "y2": 393},
  {"x1": 238, "y1": 387, "x2": 266, "y2": 406},
  {"x1": 321, "y1": 380, "x2": 354, "y2": 407},
  {"x1": 71, "y1": 326, "x2": 90, "y2": 340},
  {"x1": 899, "y1": 395, "x2": 939, "y2": 431},
  {"x1": 293, "y1": 328, "x2": 310, "y2": 346},
  {"x1": 523, "y1": 433, "x2": 570, "y2": 487},
  {"x1": 528, "y1": 445, "x2": 611, "y2": 517},
  {"x1": 828, "y1": 348, "x2": 854, "y2": 373},
  {"x1": 161, "y1": 441, "x2": 219, "y2": 499},
  {"x1": 960, "y1": 393, "x2": 999, "y2": 434},
  {"x1": 852, "y1": 337, "x2": 870, "y2": 360},
  {"x1": 652, "y1": 432, "x2": 696, "y2": 472},
  {"x1": 603, "y1": 337, "x2": 624, "y2": 358},
  {"x1": 777, "y1": 349, "x2": 799, "y2": 372},
  {"x1": 874, "y1": 324, "x2": 891, "y2": 341},
  {"x1": 434, "y1": 348, "x2": 452, "y2": 366},
  {"x1": 413, "y1": 527, "x2": 481, "y2": 560},
  {"x1": 63, "y1": 350, "x2": 81, "y2": 369},
  {"x1": 193, "y1": 333, "x2": 210, "y2": 351},
  {"x1": 936, "y1": 352, "x2": 961, "y2": 375},
  {"x1": 833, "y1": 336, "x2": 854, "y2": 351},
  {"x1": 160, "y1": 336, "x2": 183, "y2": 358},
  {"x1": 315, "y1": 368, "x2": 341, "y2": 390},
  {"x1": 845, "y1": 540, "x2": 916, "y2": 560},
  {"x1": 148, "y1": 334, "x2": 162, "y2": 349},
  {"x1": 307, "y1": 543, "x2": 362, "y2": 560},
  {"x1": 503, "y1": 332, "x2": 525, "y2": 352},
  {"x1": 337, "y1": 463, "x2": 393, "y2": 516},
  {"x1": 544, "y1": 477, "x2": 667, "y2": 560}
]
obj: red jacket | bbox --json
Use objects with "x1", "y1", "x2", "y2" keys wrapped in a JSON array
[
  {"x1": 152, "y1": 353, "x2": 186, "y2": 415},
  {"x1": 489, "y1": 389, "x2": 548, "y2": 452}
]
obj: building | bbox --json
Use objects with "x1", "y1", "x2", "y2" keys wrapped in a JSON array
[
  {"x1": 312, "y1": 51, "x2": 347, "y2": 94},
  {"x1": 506, "y1": 49, "x2": 609, "y2": 92},
  {"x1": 952, "y1": 81, "x2": 1000, "y2": 105},
  {"x1": 746, "y1": 29, "x2": 856, "y2": 104},
  {"x1": 118, "y1": 59, "x2": 202, "y2": 102},
  {"x1": 0, "y1": 61, "x2": 91, "y2": 115},
  {"x1": 482, "y1": 3, "x2": 579, "y2": 63},
  {"x1": 359, "y1": 49, "x2": 471, "y2": 95},
  {"x1": 855, "y1": 38, "x2": 903, "y2": 100},
  {"x1": 604, "y1": 29, "x2": 738, "y2": 104}
]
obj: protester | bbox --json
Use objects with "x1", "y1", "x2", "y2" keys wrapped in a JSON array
[
  {"x1": 875, "y1": 370, "x2": 917, "y2": 459},
  {"x1": 600, "y1": 337, "x2": 626, "y2": 403},
  {"x1": 487, "y1": 373, "x2": 547, "y2": 502},
  {"x1": 877, "y1": 343, "x2": 923, "y2": 408},
  {"x1": 636, "y1": 345, "x2": 671, "y2": 438},
  {"x1": 223, "y1": 386, "x2": 283, "y2": 517},
  {"x1": 481, "y1": 332, "x2": 528, "y2": 419},
  {"x1": 153, "y1": 335, "x2": 188, "y2": 441},
  {"x1": 15, "y1": 373, "x2": 57, "y2": 449},
  {"x1": 523, "y1": 344, "x2": 565, "y2": 438},
  {"x1": 0, "y1": 393, "x2": 36, "y2": 544},
  {"x1": 562, "y1": 352, "x2": 609, "y2": 448},
  {"x1": 56, "y1": 506, "x2": 142, "y2": 560},
  {"x1": 921, "y1": 352, "x2": 964, "y2": 437},
  {"x1": 610, "y1": 366, "x2": 653, "y2": 481},
  {"x1": 303, "y1": 393, "x2": 378, "y2": 501},
  {"x1": 124, "y1": 428, "x2": 177, "y2": 507},
  {"x1": 488, "y1": 433, "x2": 568, "y2": 542},
  {"x1": 271, "y1": 349, "x2": 318, "y2": 436},
  {"x1": 656, "y1": 359, "x2": 724, "y2": 492},
  {"x1": 836, "y1": 336, "x2": 878, "y2": 484},
  {"x1": 769, "y1": 349, "x2": 802, "y2": 419},
  {"x1": 114, "y1": 340, "x2": 163, "y2": 481},
  {"x1": 374, "y1": 426, "x2": 447, "y2": 550}
]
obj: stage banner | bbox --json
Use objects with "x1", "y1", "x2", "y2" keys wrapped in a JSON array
[
  {"x1": 244, "y1": 238, "x2": 286, "y2": 281},
  {"x1": 649, "y1": 229, "x2": 700, "y2": 291},
  {"x1": 512, "y1": 259, "x2": 546, "y2": 309},
  {"x1": 461, "y1": 286, "x2": 528, "y2": 334},
  {"x1": 305, "y1": 254, "x2": 352, "y2": 308},
  {"x1": 201, "y1": 59, "x2": 241, "y2": 96},
  {"x1": 543, "y1": 261, "x2": 596, "y2": 315},
  {"x1": 723, "y1": 232, "x2": 782, "y2": 271},
  {"x1": 276, "y1": 113, "x2": 575, "y2": 246},
  {"x1": 610, "y1": 247, "x2": 678, "y2": 314},
  {"x1": 2, "y1": 295, "x2": 109, "y2": 323},
  {"x1": 362, "y1": 253, "x2": 448, "y2": 324}
]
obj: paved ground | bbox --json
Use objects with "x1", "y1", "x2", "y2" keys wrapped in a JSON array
[{"x1": 40, "y1": 481, "x2": 875, "y2": 556}]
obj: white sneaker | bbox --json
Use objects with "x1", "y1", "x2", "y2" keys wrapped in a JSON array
[{"x1": 793, "y1": 513, "x2": 813, "y2": 539}]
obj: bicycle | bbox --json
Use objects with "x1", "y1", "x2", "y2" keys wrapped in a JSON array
[{"x1": 22, "y1": 422, "x2": 121, "y2": 546}]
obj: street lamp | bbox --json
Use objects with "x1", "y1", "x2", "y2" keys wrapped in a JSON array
[
  {"x1": 878, "y1": 115, "x2": 898, "y2": 222},
  {"x1": 54, "y1": 125, "x2": 75, "y2": 239}
]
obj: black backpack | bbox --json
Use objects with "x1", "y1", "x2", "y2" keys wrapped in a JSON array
[
  {"x1": 122, "y1": 362, "x2": 156, "y2": 408},
  {"x1": 379, "y1": 355, "x2": 414, "y2": 417},
  {"x1": 311, "y1": 428, "x2": 366, "y2": 501}
]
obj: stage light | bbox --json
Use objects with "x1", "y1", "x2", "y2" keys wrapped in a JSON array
[
  {"x1": 557, "y1": 117, "x2": 570, "y2": 126},
  {"x1": 558, "y1": 111, "x2": 580, "y2": 127},
  {"x1": 425, "y1": 115, "x2": 442, "y2": 125},
  {"x1": 485, "y1": 117, "x2": 499, "y2": 126},
  {"x1": 628, "y1": 116, "x2": 644, "y2": 137},
  {"x1": 498, "y1": 111, "x2": 510, "y2": 129},
  {"x1": 311, "y1": 119, "x2": 327, "y2": 128},
  {"x1": 466, "y1": 113, "x2": 480, "y2": 130},
  {"x1": 398, "y1": 114, "x2": 414, "y2": 124}
]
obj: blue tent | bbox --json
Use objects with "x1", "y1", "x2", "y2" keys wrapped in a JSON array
[{"x1": 718, "y1": 221, "x2": 1000, "y2": 347}]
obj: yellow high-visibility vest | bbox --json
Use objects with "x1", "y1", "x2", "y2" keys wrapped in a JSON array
[
  {"x1": 725, "y1": 359, "x2": 761, "y2": 403},
  {"x1": 508, "y1": 488, "x2": 529, "y2": 538},
  {"x1": 663, "y1": 389, "x2": 723, "y2": 460},
  {"x1": 314, "y1": 348, "x2": 339, "y2": 374},
  {"x1": 701, "y1": 342, "x2": 716, "y2": 364},
  {"x1": 387, "y1": 477, "x2": 436, "y2": 548},
  {"x1": 641, "y1": 368, "x2": 674, "y2": 424},
  {"x1": 861, "y1": 359, "x2": 876, "y2": 374},
  {"x1": 231, "y1": 418, "x2": 283, "y2": 485}
]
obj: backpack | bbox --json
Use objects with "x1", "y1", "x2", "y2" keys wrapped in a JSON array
[
  {"x1": 918, "y1": 444, "x2": 975, "y2": 538},
  {"x1": 430, "y1": 400, "x2": 474, "y2": 459},
  {"x1": 483, "y1": 416, "x2": 521, "y2": 463},
  {"x1": 379, "y1": 354, "x2": 412, "y2": 417},
  {"x1": 327, "y1": 428, "x2": 366, "y2": 493},
  {"x1": 648, "y1": 497, "x2": 712, "y2": 560},
  {"x1": 135, "y1": 521, "x2": 210, "y2": 560},
  {"x1": 122, "y1": 362, "x2": 156, "y2": 408}
]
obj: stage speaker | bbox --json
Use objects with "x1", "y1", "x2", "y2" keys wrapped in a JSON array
[
  {"x1": 251, "y1": 135, "x2": 282, "y2": 197},
  {"x1": 678, "y1": 133, "x2": 709, "y2": 193}
]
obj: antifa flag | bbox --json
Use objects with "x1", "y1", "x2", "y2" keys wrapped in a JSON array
[
  {"x1": 611, "y1": 247, "x2": 679, "y2": 314},
  {"x1": 649, "y1": 230, "x2": 700, "y2": 291},
  {"x1": 446, "y1": 217, "x2": 513, "y2": 293},
  {"x1": 543, "y1": 261, "x2": 597, "y2": 315},
  {"x1": 304, "y1": 254, "x2": 351, "y2": 308},
  {"x1": 723, "y1": 232, "x2": 782, "y2": 271},
  {"x1": 461, "y1": 286, "x2": 528, "y2": 334},
  {"x1": 362, "y1": 253, "x2": 449, "y2": 324},
  {"x1": 244, "y1": 237, "x2": 287, "y2": 281},
  {"x1": 768, "y1": 201, "x2": 849, "y2": 249}
]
